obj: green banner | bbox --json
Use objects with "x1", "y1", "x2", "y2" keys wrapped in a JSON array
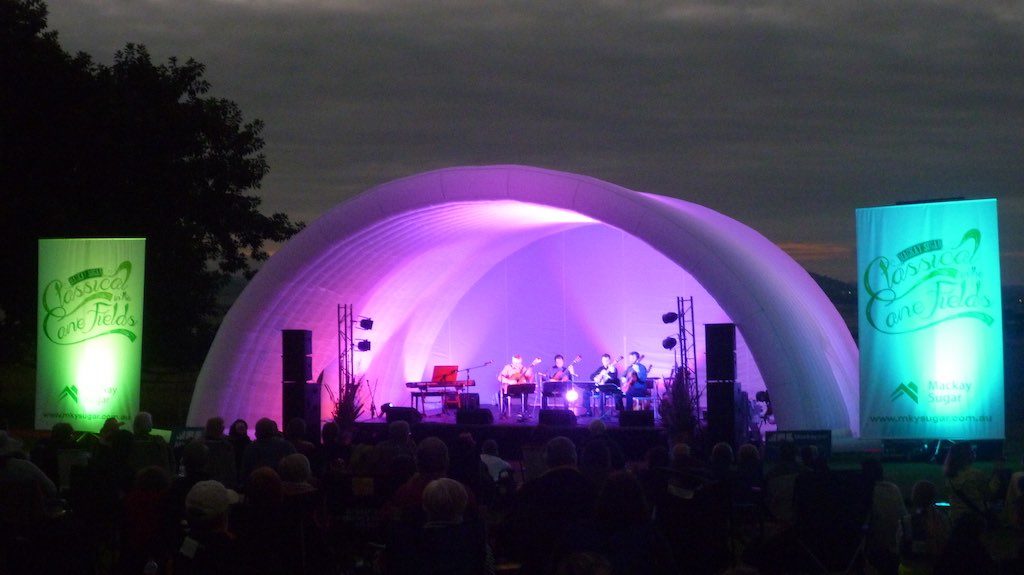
[
  {"x1": 37, "y1": 239, "x2": 145, "y2": 432},
  {"x1": 857, "y1": 200, "x2": 1003, "y2": 439}
]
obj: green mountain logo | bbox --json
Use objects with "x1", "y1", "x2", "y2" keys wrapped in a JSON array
[
  {"x1": 58, "y1": 385, "x2": 79, "y2": 404},
  {"x1": 890, "y1": 382, "x2": 919, "y2": 404}
]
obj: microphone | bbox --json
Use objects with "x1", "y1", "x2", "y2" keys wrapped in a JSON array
[{"x1": 484, "y1": 360, "x2": 493, "y2": 366}]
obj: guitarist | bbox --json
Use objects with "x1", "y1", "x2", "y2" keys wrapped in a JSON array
[
  {"x1": 549, "y1": 354, "x2": 578, "y2": 382},
  {"x1": 498, "y1": 355, "x2": 538, "y2": 416},
  {"x1": 622, "y1": 351, "x2": 649, "y2": 410},
  {"x1": 499, "y1": 354, "x2": 536, "y2": 386},
  {"x1": 543, "y1": 354, "x2": 579, "y2": 409},
  {"x1": 586, "y1": 354, "x2": 621, "y2": 417}
]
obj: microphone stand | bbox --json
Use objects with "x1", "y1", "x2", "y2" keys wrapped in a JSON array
[
  {"x1": 461, "y1": 361, "x2": 493, "y2": 409},
  {"x1": 368, "y1": 378, "x2": 379, "y2": 419}
]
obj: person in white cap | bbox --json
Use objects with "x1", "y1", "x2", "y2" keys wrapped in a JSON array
[{"x1": 176, "y1": 480, "x2": 241, "y2": 573}]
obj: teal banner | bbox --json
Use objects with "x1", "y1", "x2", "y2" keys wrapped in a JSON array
[
  {"x1": 37, "y1": 238, "x2": 145, "y2": 432},
  {"x1": 857, "y1": 200, "x2": 1003, "y2": 439}
]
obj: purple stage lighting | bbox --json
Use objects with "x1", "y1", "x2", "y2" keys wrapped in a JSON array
[{"x1": 189, "y1": 166, "x2": 858, "y2": 436}]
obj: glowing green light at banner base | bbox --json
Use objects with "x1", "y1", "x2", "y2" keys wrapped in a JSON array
[
  {"x1": 37, "y1": 239, "x2": 145, "y2": 432},
  {"x1": 856, "y1": 199, "x2": 1003, "y2": 440}
]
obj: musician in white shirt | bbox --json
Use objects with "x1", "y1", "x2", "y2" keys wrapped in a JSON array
[
  {"x1": 498, "y1": 354, "x2": 534, "y2": 387},
  {"x1": 498, "y1": 355, "x2": 534, "y2": 416}
]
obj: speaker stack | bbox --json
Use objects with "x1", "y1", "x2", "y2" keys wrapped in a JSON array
[
  {"x1": 705, "y1": 323, "x2": 737, "y2": 382},
  {"x1": 281, "y1": 329, "x2": 321, "y2": 442},
  {"x1": 705, "y1": 323, "x2": 745, "y2": 447}
]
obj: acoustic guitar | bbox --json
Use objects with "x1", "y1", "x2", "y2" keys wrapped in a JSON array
[
  {"x1": 549, "y1": 354, "x2": 582, "y2": 382},
  {"x1": 593, "y1": 356, "x2": 624, "y2": 385},
  {"x1": 622, "y1": 354, "x2": 646, "y2": 394}
]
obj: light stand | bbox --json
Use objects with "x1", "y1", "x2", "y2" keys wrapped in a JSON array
[{"x1": 337, "y1": 304, "x2": 375, "y2": 417}]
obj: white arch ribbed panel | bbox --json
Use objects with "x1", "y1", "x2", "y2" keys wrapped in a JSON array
[{"x1": 189, "y1": 166, "x2": 859, "y2": 436}]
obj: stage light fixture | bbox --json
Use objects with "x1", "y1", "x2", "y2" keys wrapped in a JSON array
[
  {"x1": 358, "y1": 318, "x2": 374, "y2": 330},
  {"x1": 381, "y1": 402, "x2": 393, "y2": 413},
  {"x1": 662, "y1": 337, "x2": 678, "y2": 350},
  {"x1": 662, "y1": 312, "x2": 679, "y2": 324},
  {"x1": 565, "y1": 388, "x2": 579, "y2": 403},
  {"x1": 356, "y1": 340, "x2": 371, "y2": 352}
]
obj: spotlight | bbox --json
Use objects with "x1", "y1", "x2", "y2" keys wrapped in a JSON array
[
  {"x1": 356, "y1": 340, "x2": 371, "y2": 352},
  {"x1": 565, "y1": 388, "x2": 579, "y2": 403},
  {"x1": 358, "y1": 318, "x2": 374, "y2": 330},
  {"x1": 662, "y1": 337, "x2": 678, "y2": 350},
  {"x1": 662, "y1": 312, "x2": 679, "y2": 324}
]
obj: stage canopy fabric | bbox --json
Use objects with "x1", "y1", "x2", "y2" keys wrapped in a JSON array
[{"x1": 189, "y1": 166, "x2": 859, "y2": 436}]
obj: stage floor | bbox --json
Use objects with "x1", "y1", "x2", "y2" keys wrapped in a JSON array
[
  {"x1": 356, "y1": 403, "x2": 669, "y2": 460},
  {"x1": 366, "y1": 403, "x2": 662, "y2": 429}
]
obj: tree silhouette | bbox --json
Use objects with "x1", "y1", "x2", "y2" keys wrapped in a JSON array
[{"x1": 0, "y1": 0, "x2": 301, "y2": 365}]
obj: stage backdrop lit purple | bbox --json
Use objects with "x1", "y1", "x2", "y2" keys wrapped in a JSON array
[{"x1": 189, "y1": 166, "x2": 859, "y2": 436}]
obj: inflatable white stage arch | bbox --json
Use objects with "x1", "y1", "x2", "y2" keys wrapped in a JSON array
[{"x1": 189, "y1": 166, "x2": 859, "y2": 436}]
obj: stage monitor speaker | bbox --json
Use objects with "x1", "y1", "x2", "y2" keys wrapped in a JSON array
[
  {"x1": 619, "y1": 409, "x2": 655, "y2": 427},
  {"x1": 707, "y1": 380, "x2": 743, "y2": 447},
  {"x1": 385, "y1": 406, "x2": 422, "y2": 425},
  {"x1": 456, "y1": 407, "x2": 493, "y2": 425},
  {"x1": 539, "y1": 409, "x2": 577, "y2": 427},
  {"x1": 282, "y1": 381, "x2": 321, "y2": 442},
  {"x1": 705, "y1": 323, "x2": 736, "y2": 381},
  {"x1": 460, "y1": 393, "x2": 481, "y2": 410},
  {"x1": 282, "y1": 329, "x2": 313, "y2": 383}
]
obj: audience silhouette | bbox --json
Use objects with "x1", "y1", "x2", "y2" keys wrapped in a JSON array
[{"x1": 4, "y1": 417, "x2": 1023, "y2": 575}]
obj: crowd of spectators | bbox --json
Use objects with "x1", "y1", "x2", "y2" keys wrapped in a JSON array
[{"x1": 2, "y1": 414, "x2": 1024, "y2": 575}]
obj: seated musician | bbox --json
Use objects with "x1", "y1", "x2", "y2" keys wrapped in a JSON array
[
  {"x1": 542, "y1": 354, "x2": 577, "y2": 409},
  {"x1": 622, "y1": 351, "x2": 649, "y2": 410},
  {"x1": 498, "y1": 355, "x2": 534, "y2": 415},
  {"x1": 548, "y1": 355, "x2": 576, "y2": 382},
  {"x1": 586, "y1": 354, "x2": 620, "y2": 417}
]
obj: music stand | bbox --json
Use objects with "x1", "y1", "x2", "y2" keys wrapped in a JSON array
[
  {"x1": 429, "y1": 365, "x2": 459, "y2": 412},
  {"x1": 431, "y1": 365, "x2": 459, "y2": 383}
]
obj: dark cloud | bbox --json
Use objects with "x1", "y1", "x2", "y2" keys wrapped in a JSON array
[{"x1": 47, "y1": 0, "x2": 1024, "y2": 282}]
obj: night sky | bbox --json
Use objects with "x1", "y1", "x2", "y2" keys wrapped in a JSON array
[{"x1": 48, "y1": 1, "x2": 1023, "y2": 284}]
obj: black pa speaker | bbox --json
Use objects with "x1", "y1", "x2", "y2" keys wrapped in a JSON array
[
  {"x1": 282, "y1": 356, "x2": 312, "y2": 383},
  {"x1": 282, "y1": 329, "x2": 313, "y2": 383},
  {"x1": 539, "y1": 409, "x2": 577, "y2": 427},
  {"x1": 618, "y1": 409, "x2": 655, "y2": 427},
  {"x1": 456, "y1": 407, "x2": 493, "y2": 425},
  {"x1": 282, "y1": 381, "x2": 321, "y2": 442},
  {"x1": 385, "y1": 406, "x2": 422, "y2": 425},
  {"x1": 282, "y1": 329, "x2": 312, "y2": 356},
  {"x1": 707, "y1": 380, "x2": 743, "y2": 447},
  {"x1": 705, "y1": 323, "x2": 736, "y2": 381},
  {"x1": 460, "y1": 393, "x2": 481, "y2": 410}
]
